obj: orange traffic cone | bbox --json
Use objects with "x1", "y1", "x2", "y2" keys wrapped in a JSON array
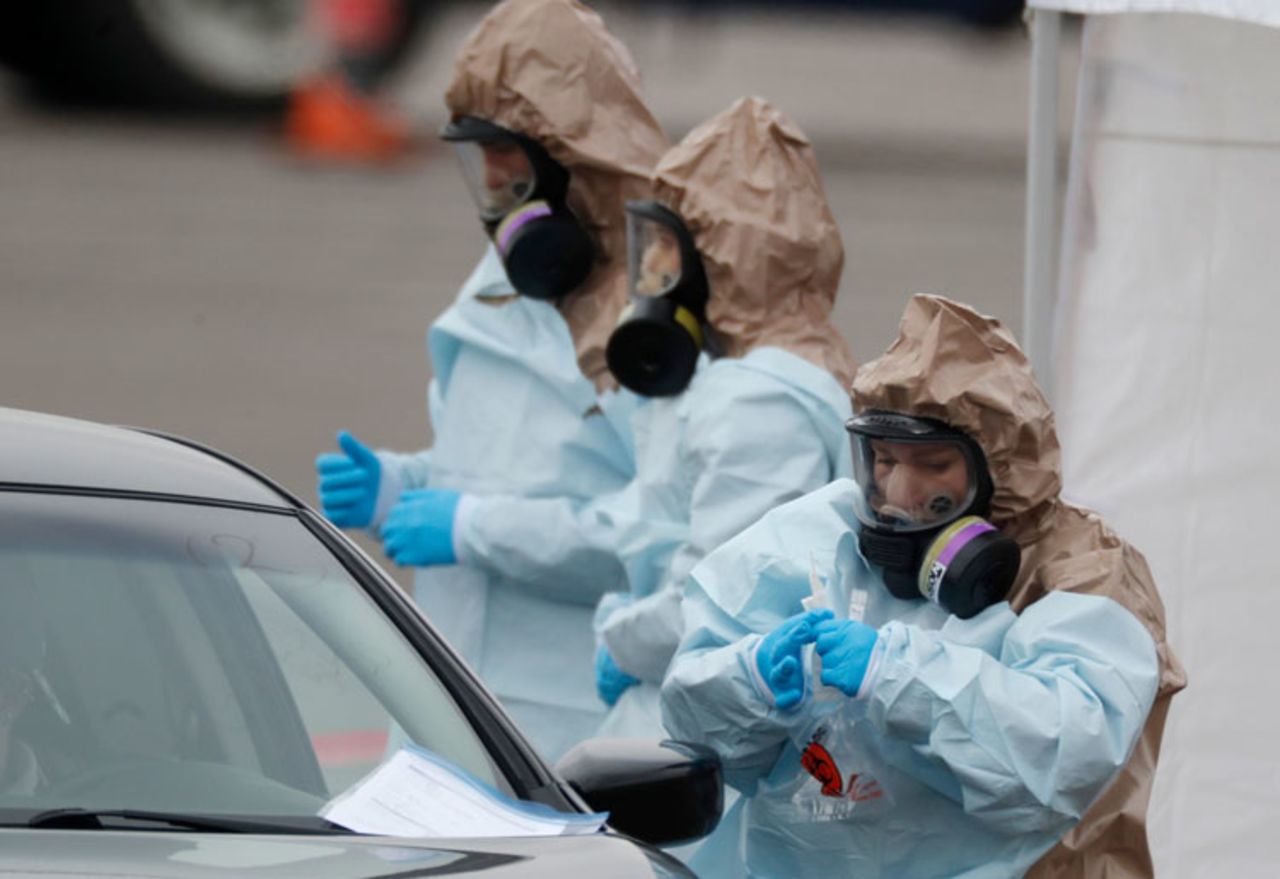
[{"x1": 284, "y1": 72, "x2": 415, "y2": 164}]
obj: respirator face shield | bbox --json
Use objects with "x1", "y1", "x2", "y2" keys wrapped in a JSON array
[
  {"x1": 452, "y1": 136, "x2": 538, "y2": 223},
  {"x1": 628, "y1": 211, "x2": 686, "y2": 297},
  {"x1": 605, "y1": 201, "x2": 709, "y2": 397},
  {"x1": 847, "y1": 411, "x2": 1018, "y2": 619},
  {"x1": 441, "y1": 115, "x2": 593, "y2": 302},
  {"x1": 849, "y1": 413, "x2": 981, "y2": 535}
]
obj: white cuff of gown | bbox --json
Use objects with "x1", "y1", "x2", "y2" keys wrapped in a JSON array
[
  {"x1": 451, "y1": 493, "x2": 480, "y2": 565},
  {"x1": 368, "y1": 452, "x2": 406, "y2": 534},
  {"x1": 853, "y1": 635, "x2": 888, "y2": 701}
]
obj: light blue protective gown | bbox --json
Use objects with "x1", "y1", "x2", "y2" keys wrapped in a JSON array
[
  {"x1": 594, "y1": 347, "x2": 852, "y2": 739},
  {"x1": 660, "y1": 479, "x2": 1161, "y2": 879},
  {"x1": 371, "y1": 246, "x2": 637, "y2": 761},
  {"x1": 453, "y1": 346, "x2": 853, "y2": 739}
]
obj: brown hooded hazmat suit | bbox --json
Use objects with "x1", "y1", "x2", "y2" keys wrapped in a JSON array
[
  {"x1": 444, "y1": 0, "x2": 670, "y2": 388},
  {"x1": 591, "y1": 96, "x2": 859, "y2": 723},
  {"x1": 649, "y1": 95, "x2": 856, "y2": 388},
  {"x1": 449, "y1": 97, "x2": 860, "y2": 774},
  {"x1": 355, "y1": 0, "x2": 670, "y2": 763},
  {"x1": 851, "y1": 293, "x2": 1186, "y2": 877},
  {"x1": 662, "y1": 294, "x2": 1183, "y2": 878}
]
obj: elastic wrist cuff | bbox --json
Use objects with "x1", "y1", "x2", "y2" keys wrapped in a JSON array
[
  {"x1": 747, "y1": 637, "x2": 777, "y2": 707},
  {"x1": 369, "y1": 452, "x2": 404, "y2": 532},
  {"x1": 854, "y1": 635, "x2": 888, "y2": 701},
  {"x1": 601, "y1": 634, "x2": 644, "y2": 681},
  {"x1": 747, "y1": 637, "x2": 807, "y2": 712}
]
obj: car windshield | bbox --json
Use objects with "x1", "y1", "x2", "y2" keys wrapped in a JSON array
[{"x1": 0, "y1": 491, "x2": 512, "y2": 826}]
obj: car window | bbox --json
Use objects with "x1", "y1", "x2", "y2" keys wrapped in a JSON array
[{"x1": 0, "y1": 492, "x2": 511, "y2": 819}]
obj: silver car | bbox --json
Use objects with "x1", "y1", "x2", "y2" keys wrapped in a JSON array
[{"x1": 0, "y1": 407, "x2": 720, "y2": 877}]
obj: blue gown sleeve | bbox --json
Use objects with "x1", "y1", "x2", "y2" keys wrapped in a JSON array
[
  {"x1": 603, "y1": 370, "x2": 838, "y2": 683},
  {"x1": 660, "y1": 503, "x2": 826, "y2": 793},
  {"x1": 865, "y1": 590, "x2": 1160, "y2": 835},
  {"x1": 419, "y1": 263, "x2": 635, "y2": 607},
  {"x1": 367, "y1": 245, "x2": 498, "y2": 529},
  {"x1": 597, "y1": 588, "x2": 684, "y2": 684},
  {"x1": 660, "y1": 622, "x2": 791, "y2": 795},
  {"x1": 453, "y1": 491, "x2": 628, "y2": 607}
]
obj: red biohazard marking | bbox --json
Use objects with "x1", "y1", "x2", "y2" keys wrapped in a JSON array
[
  {"x1": 800, "y1": 740, "x2": 844, "y2": 797},
  {"x1": 847, "y1": 772, "x2": 884, "y2": 802}
]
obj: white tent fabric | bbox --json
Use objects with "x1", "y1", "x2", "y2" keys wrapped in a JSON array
[
  {"x1": 1029, "y1": 0, "x2": 1280, "y2": 29},
  {"x1": 1050, "y1": 12, "x2": 1280, "y2": 877}
]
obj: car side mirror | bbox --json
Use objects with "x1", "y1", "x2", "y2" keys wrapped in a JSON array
[{"x1": 554, "y1": 738, "x2": 722, "y2": 847}]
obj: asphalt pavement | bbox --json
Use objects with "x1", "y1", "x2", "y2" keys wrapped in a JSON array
[{"x1": 0, "y1": 5, "x2": 1076, "y2": 580}]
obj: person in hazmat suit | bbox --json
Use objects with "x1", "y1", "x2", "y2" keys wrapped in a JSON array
[
  {"x1": 314, "y1": 0, "x2": 669, "y2": 761},
  {"x1": 660, "y1": 294, "x2": 1186, "y2": 878},
  {"x1": 383, "y1": 96, "x2": 856, "y2": 748},
  {"x1": 388, "y1": 97, "x2": 856, "y2": 877},
  {"x1": 591, "y1": 96, "x2": 857, "y2": 739}
]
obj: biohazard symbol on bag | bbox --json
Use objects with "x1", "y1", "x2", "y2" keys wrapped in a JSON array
[
  {"x1": 800, "y1": 737, "x2": 844, "y2": 797},
  {"x1": 800, "y1": 727, "x2": 885, "y2": 803},
  {"x1": 845, "y1": 772, "x2": 884, "y2": 803}
]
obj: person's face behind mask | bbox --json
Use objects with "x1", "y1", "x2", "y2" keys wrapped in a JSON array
[
  {"x1": 463, "y1": 139, "x2": 536, "y2": 221},
  {"x1": 443, "y1": 116, "x2": 594, "y2": 302},
  {"x1": 604, "y1": 201, "x2": 709, "y2": 397},
  {"x1": 848, "y1": 412, "x2": 1019, "y2": 618},
  {"x1": 869, "y1": 439, "x2": 971, "y2": 527},
  {"x1": 634, "y1": 225, "x2": 681, "y2": 296}
]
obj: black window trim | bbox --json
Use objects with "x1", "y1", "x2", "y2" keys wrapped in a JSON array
[{"x1": 0, "y1": 482, "x2": 294, "y2": 515}]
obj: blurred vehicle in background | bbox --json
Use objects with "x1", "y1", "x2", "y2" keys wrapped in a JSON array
[
  {"x1": 0, "y1": 0, "x2": 1023, "y2": 112},
  {"x1": 0, "y1": 406, "x2": 721, "y2": 877},
  {"x1": 0, "y1": 0, "x2": 432, "y2": 110}
]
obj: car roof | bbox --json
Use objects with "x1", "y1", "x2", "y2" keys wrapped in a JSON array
[{"x1": 0, "y1": 407, "x2": 295, "y2": 508}]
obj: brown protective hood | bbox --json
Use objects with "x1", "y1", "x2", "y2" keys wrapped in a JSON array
[
  {"x1": 853, "y1": 294, "x2": 1061, "y2": 535},
  {"x1": 854, "y1": 295, "x2": 1186, "y2": 879},
  {"x1": 651, "y1": 96, "x2": 856, "y2": 388},
  {"x1": 444, "y1": 0, "x2": 669, "y2": 388}
]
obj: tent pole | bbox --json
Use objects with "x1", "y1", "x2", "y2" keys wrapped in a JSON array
[{"x1": 1023, "y1": 8, "x2": 1062, "y2": 396}]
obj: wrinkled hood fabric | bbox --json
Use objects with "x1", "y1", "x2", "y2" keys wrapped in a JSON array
[
  {"x1": 651, "y1": 96, "x2": 856, "y2": 388},
  {"x1": 852, "y1": 292, "x2": 1060, "y2": 535},
  {"x1": 852, "y1": 294, "x2": 1186, "y2": 879},
  {"x1": 445, "y1": 0, "x2": 670, "y2": 389}
]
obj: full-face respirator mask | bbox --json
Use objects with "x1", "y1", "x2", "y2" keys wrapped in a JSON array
[
  {"x1": 441, "y1": 115, "x2": 594, "y2": 302},
  {"x1": 604, "y1": 201, "x2": 710, "y2": 397},
  {"x1": 848, "y1": 411, "x2": 1020, "y2": 619}
]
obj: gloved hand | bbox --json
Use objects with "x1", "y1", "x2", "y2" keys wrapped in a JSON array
[
  {"x1": 595, "y1": 645, "x2": 639, "y2": 707},
  {"x1": 814, "y1": 618, "x2": 880, "y2": 697},
  {"x1": 315, "y1": 431, "x2": 382, "y2": 528},
  {"x1": 754, "y1": 609, "x2": 833, "y2": 710},
  {"x1": 381, "y1": 489, "x2": 463, "y2": 567}
]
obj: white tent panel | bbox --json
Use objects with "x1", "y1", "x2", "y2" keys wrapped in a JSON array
[
  {"x1": 1052, "y1": 13, "x2": 1280, "y2": 877},
  {"x1": 1028, "y1": 0, "x2": 1280, "y2": 29}
]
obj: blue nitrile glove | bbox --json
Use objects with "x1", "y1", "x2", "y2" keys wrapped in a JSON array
[
  {"x1": 814, "y1": 618, "x2": 880, "y2": 697},
  {"x1": 381, "y1": 489, "x2": 462, "y2": 566},
  {"x1": 595, "y1": 644, "x2": 639, "y2": 707},
  {"x1": 315, "y1": 431, "x2": 382, "y2": 528},
  {"x1": 754, "y1": 609, "x2": 834, "y2": 710}
]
